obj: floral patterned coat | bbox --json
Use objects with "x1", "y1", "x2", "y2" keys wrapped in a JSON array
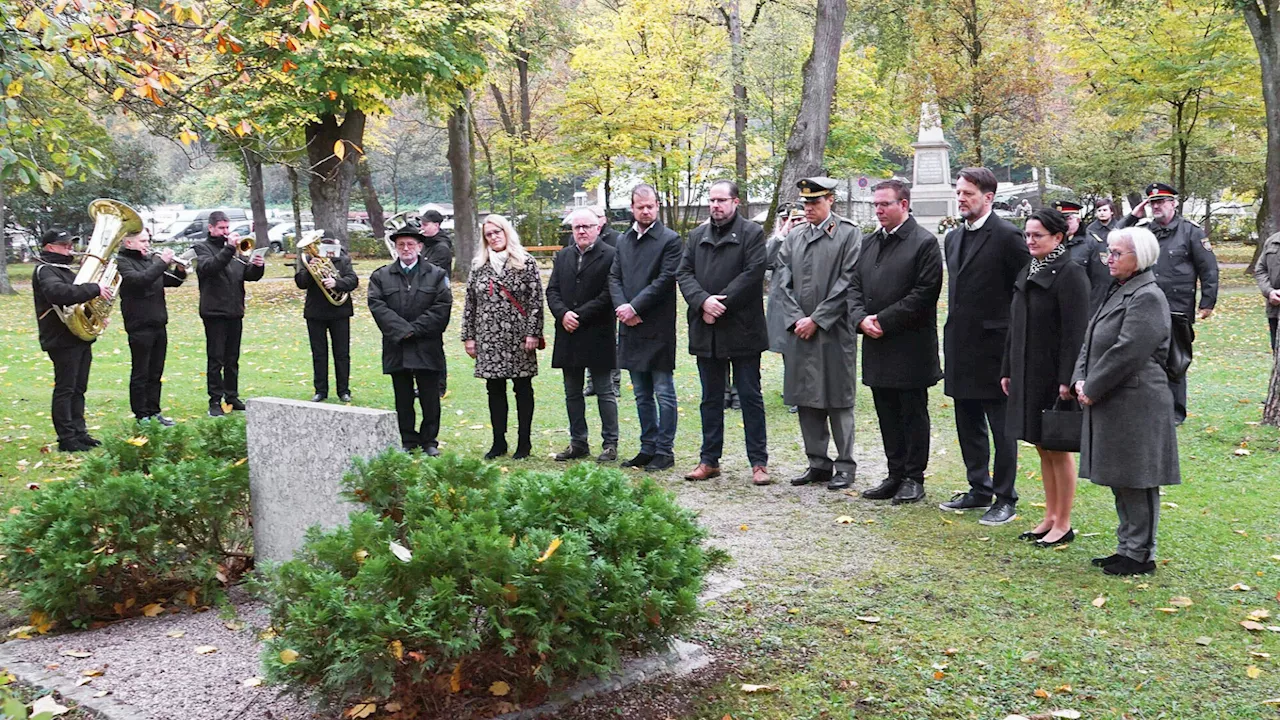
[{"x1": 462, "y1": 255, "x2": 544, "y2": 379}]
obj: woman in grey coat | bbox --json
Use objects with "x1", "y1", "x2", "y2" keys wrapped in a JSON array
[
  {"x1": 1254, "y1": 231, "x2": 1280, "y2": 351},
  {"x1": 1073, "y1": 226, "x2": 1180, "y2": 576}
]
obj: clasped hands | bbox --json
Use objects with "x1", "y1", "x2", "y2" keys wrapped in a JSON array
[
  {"x1": 701, "y1": 295, "x2": 727, "y2": 325},
  {"x1": 615, "y1": 303, "x2": 642, "y2": 327}
]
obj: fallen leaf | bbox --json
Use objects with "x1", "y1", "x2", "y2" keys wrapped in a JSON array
[
  {"x1": 81, "y1": 668, "x2": 104, "y2": 677},
  {"x1": 1241, "y1": 620, "x2": 1266, "y2": 631},
  {"x1": 142, "y1": 603, "x2": 164, "y2": 617},
  {"x1": 1234, "y1": 448, "x2": 1251, "y2": 456},
  {"x1": 194, "y1": 645, "x2": 217, "y2": 654},
  {"x1": 279, "y1": 649, "x2": 299, "y2": 664},
  {"x1": 1156, "y1": 607, "x2": 1180, "y2": 614},
  {"x1": 1195, "y1": 636, "x2": 1213, "y2": 645},
  {"x1": 1091, "y1": 596, "x2": 1107, "y2": 608},
  {"x1": 1247, "y1": 665, "x2": 1263, "y2": 679},
  {"x1": 449, "y1": 661, "x2": 462, "y2": 693},
  {"x1": 535, "y1": 537, "x2": 562, "y2": 563},
  {"x1": 60, "y1": 650, "x2": 92, "y2": 658},
  {"x1": 739, "y1": 524, "x2": 748, "y2": 531},
  {"x1": 490, "y1": 680, "x2": 511, "y2": 696},
  {"x1": 1051, "y1": 712, "x2": 1082, "y2": 719},
  {"x1": 346, "y1": 703, "x2": 376, "y2": 719},
  {"x1": 787, "y1": 608, "x2": 801, "y2": 615},
  {"x1": 75, "y1": 677, "x2": 93, "y2": 687},
  {"x1": 1054, "y1": 684, "x2": 1073, "y2": 693},
  {"x1": 353, "y1": 549, "x2": 369, "y2": 563},
  {"x1": 389, "y1": 640, "x2": 404, "y2": 661},
  {"x1": 855, "y1": 615, "x2": 880, "y2": 623},
  {"x1": 242, "y1": 677, "x2": 263, "y2": 687},
  {"x1": 30, "y1": 695, "x2": 69, "y2": 716},
  {"x1": 389, "y1": 540, "x2": 413, "y2": 562},
  {"x1": 1231, "y1": 583, "x2": 1253, "y2": 592},
  {"x1": 834, "y1": 515, "x2": 854, "y2": 525},
  {"x1": 1249, "y1": 609, "x2": 1272, "y2": 621},
  {"x1": 740, "y1": 683, "x2": 779, "y2": 693},
  {"x1": 165, "y1": 630, "x2": 186, "y2": 638},
  {"x1": 125, "y1": 436, "x2": 149, "y2": 447},
  {"x1": 385, "y1": 702, "x2": 403, "y2": 712},
  {"x1": 1169, "y1": 596, "x2": 1193, "y2": 608},
  {"x1": 1251, "y1": 651, "x2": 1272, "y2": 659},
  {"x1": 1021, "y1": 651, "x2": 1041, "y2": 664},
  {"x1": 1034, "y1": 688, "x2": 1051, "y2": 699}
]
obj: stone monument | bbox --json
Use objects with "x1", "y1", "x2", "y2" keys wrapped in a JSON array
[
  {"x1": 246, "y1": 398, "x2": 401, "y2": 564},
  {"x1": 910, "y1": 102, "x2": 957, "y2": 238}
]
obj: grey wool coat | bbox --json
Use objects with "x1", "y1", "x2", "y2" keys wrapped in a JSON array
[
  {"x1": 1072, "y1": 270, "x2": 1181, "y2": 488},
  {"x1": 462, "y1": 255, "x2": 544, "y2": 379},
  {"x1": 767, "y1": 212, "x2": 863, "y2": 408}
]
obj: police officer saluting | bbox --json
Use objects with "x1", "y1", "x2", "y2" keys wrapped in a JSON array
[
  {"x1": 1119, "y1": 183, "x2": 1219, "y2": 424},
  {"x1": 31, "y1": 228, "x2": 112, "y2": 452},
  {"x1": 116, "y1": 228, "x2": 186, "y2": 425}
]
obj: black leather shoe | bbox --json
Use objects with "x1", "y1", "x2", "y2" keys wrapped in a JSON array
[
  {"x1": 424, "y1": 446, "x2": 441, "y2": 457},
  {"x1": 1035, "y1": 528, "x2": 1075, "y2": 547},
  {"x1": 78, "y1": 434, "x2": 102, "y2": 448},
  {"x1": 555, "y1": 445, "x2": 591, "y2": 461},
  {"x1": 621, "y1": 452, "x2": 654, "y2": 468},
  {"x1": 827, "y1": 471, "x2": 854, "y2": 491},
  {"x1": 225, "y1": 397, "x2": 247, "y2": 412},
  {"x1": 645, "y1": 454, "x2": 675, "y2": 472},
  {"x1": 1091, "y1": 553, "x2": 1124, "y2": 567},
  {"x1": 339, "y1": 393, "x2": 352, "y2": 403},
  {"x1": 484, "y1": 441, "x2": 508, "y2": 460},
  {"x1": 789, "y1": 467, "x2": 831, "y2": 486},
  {"x1": 938, "y1": 491, "x2": 993, "y2": 511},
  {"x1": 1019, "y1": 529, "x2": 1050, "y2": 541},
  {"x1": 512, "y1": 442, "x2": 531, "y2": 460},
  {"x1": 153, "y1": 415, "x2": 176, "y2": 427},
  {"x1": 57, "y1": 439, "x2": 90, "y2": 453},
  {"x1": 861, "y1": 477, "x2": 902, "y2": 500},
  {"x1": 891, "y1": 479, "x2": 925, "y2": 504},
  {"x1": 1103, "y1": 556, "x2": 1156, "y2": 576},
  {"x1": 208, "y1": 402, "x2": 225, "y2": 417},
  {"x1": 310, "y1": 393, "x2": 327, "y2": 402},
  {"x1": 979, "y1": 501, "x2": 1018, "y2": 526}
]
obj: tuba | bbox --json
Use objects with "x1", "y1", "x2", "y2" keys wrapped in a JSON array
[
  {"x1": 54, "y1": 199, "x2": 142, "y2": 340},
  {"x1": 296, "y1": 230, "x2": 350, "y2": 306}
]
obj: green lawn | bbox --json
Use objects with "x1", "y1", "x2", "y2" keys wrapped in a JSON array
[{"x1": 1, "y1": 266, "x2": 1279, "y2": 719}]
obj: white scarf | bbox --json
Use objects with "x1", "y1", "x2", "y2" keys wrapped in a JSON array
[{"x1": 488, "y1": 249, "x2": 508, "y2": 273}]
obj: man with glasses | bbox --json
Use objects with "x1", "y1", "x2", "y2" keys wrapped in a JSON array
[
  {"x1": 194, "y1": 210, "x2": 265, "y2": 416},
  {"x1": 677, "y1": 180, "x2": 770, "y2": 485},
  {"x1": 547, "y1": 208, "x2": 620, "y2": 462},
  {"x1": 1119, "y1": 182, "x2": 1219, "y2": 424}
]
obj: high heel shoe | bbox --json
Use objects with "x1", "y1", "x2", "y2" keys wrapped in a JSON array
[
  {"x1": 1018, "y1": 529, "x2": 1050, "y2": 541},
  {"x1": 1035, "y1": 528, "x2": 1075, "y2": 547}
]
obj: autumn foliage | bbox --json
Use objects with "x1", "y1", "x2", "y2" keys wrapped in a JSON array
[
  {"x1": 0, "y1": 415, "x2": 251, "y2": 627},
  {"x1": 257, "y1": 452, "x2": 718, "y2": 716}
]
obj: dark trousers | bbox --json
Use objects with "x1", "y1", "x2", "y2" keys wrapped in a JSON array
[
  {"x1": 696, "y1": 355, "x2": 767, "y2": 466},
  {"x1": 1168, "y1": 373, "x2": 1187, "y2": 425},
  {"x1": 127, "y1": 327, "x2": 168, "y2": 419},
  {"x1": 1270, "y1": 317, "x2": 1278, "y2": 352},
  {"x1": 871, "y1": 386, "x2": 931, "y2": 481},
  {"x1": 391, "y1": 370, "x2": 440, "y2": 450},
  {"x1": 306, "y1": 317, "x2": 351, "y2": 397},
  {"x1": 1113, "y1": 486, "x2": 1160, "y2": 562},
  {"x1": 48, "y1": 344, "x2": 92, "y2": 444},
  {"x1": 562, "y1": 366, "x2": 619, "y2": 448},
  {"x1": 203, "y1": 317, "x2": 243, "y2": 403},
  {"x1": 953, "y1": 397, "x2": 1018, "y2": 504},
  {"x1": 487, "y1": 377, "x2": 534, "y2": 447}
]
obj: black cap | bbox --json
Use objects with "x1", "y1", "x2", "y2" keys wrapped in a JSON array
[
  {"x1": 388, "y1": 229, "x2": 427, "y2": 244},
  {"x1": 422, "y1": 210, "x2": 445, "y2": 224},
  {"x1": 41, "y1": 228, "x2": 77, "y2": 246},
  {"x1": 1053, "y1": 200, "x2": 1083, "y2": 215},
  {"x1": 1145, "y1": 182, "x2": 1178, "y2": 200}
]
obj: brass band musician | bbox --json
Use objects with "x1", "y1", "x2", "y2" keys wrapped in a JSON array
[
  {"x1": 294, "y1": 234, "x2": 359, "y2": 402},
  {"x1": 194, "y1": 210, "x2": 265, "y2": 416},
  {"x1": 116, "y1": 227, "x2": 186, "y2": 425}
]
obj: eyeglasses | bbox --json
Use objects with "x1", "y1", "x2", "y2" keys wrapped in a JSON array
[
  {"x1": 571, "y1": 224, "x2": 595, "y2": 232},
  {"x1": 483, "y1": 229, "x2": 505, "y2": 238},
  {"x1": 1025, "y1": 232, "x2": 1053, "y2": 241},
  {"x1": 871, "y1": 201, "x2": 902, "y2": 209},
  {"x1": 1101, "y1": 249, "x2": 1134, "y2": 261}
]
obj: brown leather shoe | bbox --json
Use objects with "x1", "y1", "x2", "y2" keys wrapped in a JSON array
[
  {"x1": 683, "y1": 463, "x2": 721, "y2": 481},
  {"x1": 751, "y1": 465, "x2": 771, "y2": 486}
]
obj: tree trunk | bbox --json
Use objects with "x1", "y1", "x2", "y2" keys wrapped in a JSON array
[
  {"x1": 604, "y1": 157, "x2": 613, "y2": 214},
  {"x1": 288, "y1": 165, "x2": 304, "y2": 241},
  {"x1": 776, "y1": 0, "x2": 847, "y2": 205},
  {"x1": 1240, "y1": 0, "x2": 1280, "y2": 242},
  {"x1": 727, "y1": 0, "x2": 749, "y2": 189},
  {"x1": 517, "y1": 50, "x2": 533, "y2": 141},
  {"x1": 305, "y1": 109, "x2": 367, "y2": 246},
  {"x1": 243, "y1": 149, "x2": 269, "y2": 249},
  {"x1": 1265, "y1": 339, "x2": 1280, "y2": 425},
  {"x1": 448, "y1": 91, "x2": 477, "y2": 279},
  {"x1": 356, "y1": 155, "x2": 387, "y2": 240},
  {"x1": 0, "y1": 180, "x2": 14, "y2": 295}
]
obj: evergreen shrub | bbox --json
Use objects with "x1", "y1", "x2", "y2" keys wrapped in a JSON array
[
  {"x1": 258, "y1": 451, "x2": 718, "y2": 714},
  {"x1": 347, "y1": 230, "x2": 385, "y2": 258},
  {"x1": 0, "y1": 415, "x2": 251, "y2": 627}
]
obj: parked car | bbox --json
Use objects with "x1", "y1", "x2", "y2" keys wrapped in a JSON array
[{"x1": 154, "y1": 208, "x2": 249, "y2": 244}]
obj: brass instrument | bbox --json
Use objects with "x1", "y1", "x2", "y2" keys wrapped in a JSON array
[
  {"x1": 54, "y1": 199, "x2": 141, "y2": 341},
  {"x1": 237, "y1": 235, "x2": 255, "y2": 254},
  {"x1": 165, "y1": 248, "x2": 196, "y2": 281},
  {"x1": 296, "y1": 230, "x2": 350, "y2": 306}
]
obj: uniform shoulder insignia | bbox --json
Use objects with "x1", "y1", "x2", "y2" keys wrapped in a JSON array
[{"x1": 1200, "y1": 237, "x2": 1213, "y2": 251}]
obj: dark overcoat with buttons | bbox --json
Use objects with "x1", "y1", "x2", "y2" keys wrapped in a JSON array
[
  {"x1": 609, "y1": 220, "x2": 683, "y2": 372},
  {"x1": 847, "y1": 215, "x2": 943, "y2": 389},
  {"x1": 677, "y1": 214, "x2": 769, "y2": 359},
  {"x1": 1072, "y1": 271, "x2": 1180, "y2": 488},
  {"x1": 1119, "y1": 213, "x2": 1219, "y2": 318},
  {"x1": 367, "y1": 257, "x2": 453, "y2": 374},
  {"x1": 546, "y1": 241, "x2": 617, "y2": 370},
  {"x1": 1000, "y1": 251, "x2": 1090, "y2": 443}
]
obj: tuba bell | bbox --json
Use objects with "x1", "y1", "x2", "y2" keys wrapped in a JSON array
[
  {"x1": 296, "y1": 230, "x2": 350, "y2": 306},
  {"x1": 53, "y1": 199, "x2": 142, "y2": 340}
]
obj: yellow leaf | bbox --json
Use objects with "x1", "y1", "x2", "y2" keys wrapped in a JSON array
[
  {"x1": 81, "y1": 668, "x2": 104, "y2": 677},
  {"x1": 449, "y1": 661, "x2": 462, "y2": 693},
  {"x1": 142, "y1": 603, "x2": 164, "y2": 617},
  {"x1": 490, "y1": 680, "x2": 511, "y2": 696},
  {"x1": 1248, "y1": 609, "x2": 1272, "y2": 620},
  {"x1": 1169, "y1": 596, "x2": 1193, "y2": 608},
  {"x1": 1091, "y1": 596, "x2": 1106, "y2": 608},
  {"x1": 125, "y1": 436, "x2": 148, "y2": 447},
  {"x1": 333, "y1": 139, "x2": 346, "y2": 160},
  {"x1": 279, "y1": 649, "x2": 299, "y2": 664},
  {"x1": 1033, "y1": 687, "x2": 1051, "y2": 699},
  {"x1": 740, "y1": 683, "x2": 778, "y2": 693},
  {"x1": 30, "y1": 611, "x2": 53, "y2": 634},
  {"x1": 1247, "y1": 665, "x2": 1263, "y2": 679},
  {"x1": 233, "y1": 457, "x2": 248, "y2": 467},
  {"x1": 739, "y1": 524, "x2": 748, "y2": 531},
  {"x1": 834, "y1": 515, "x2": 854, "y2": 525},
  {"x1": 389, "y1": 640, "x2": 403, "y2": 661},
  {"x1": 185, "y1": 589, "x2": 198, "y2": 606},
  {"x1": 353, "y1": 549, "x2": 369, "y2": 563},
  {"x1": 1231, "y1": 583, "x2": 1252, "y2": 592},
  {"x1": 787, "y1": 607, "x2": 800, "y2": 615},
  {"x1": 242, "y1": 676, "x2": 263, "y2": 687},
  {"x1": 6, "y1": 80, "x2": 22, "y2": 97},
  {"x1": 1156, "y1": 607, "x2": 1179, "y2": 613},
  {"x1": 536, "y1": 537, "x2": 562, "y2": 563},
  {"x1": 194, "y1": 645, "x2": 217, "y2": 654},
  {"x1": 111, "y1": 87, "x2": 126, "y2": 101},
  {"x1": 346, "y1": 703, "x2": 376, "y2": 719},
  {"x1": 933, "y1": 670, "x2": 946, "y2": 680}
]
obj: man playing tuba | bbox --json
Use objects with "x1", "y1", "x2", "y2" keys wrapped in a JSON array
[
  {"x1": 31, "y1": 228, "x2": 113, "y2": 452},
  {"x1": 194, "y1": 211, "x2": 265, "y2": 417},
  {"x1": 294, "y1": 233, "x2": 359, "y2": 403}
]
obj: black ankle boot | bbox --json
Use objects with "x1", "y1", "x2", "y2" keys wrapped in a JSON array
[{"x1": 485, "y1": 437, "x2": 508, "y2": 460}]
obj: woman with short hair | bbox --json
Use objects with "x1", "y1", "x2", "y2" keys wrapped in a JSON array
[
  {"x1": 462, "y1": 214, "x2": 544, "y2": 460},
  {"x1": 1001, "y1": 209, "x2": 1090, "y2": 547},
  {"x1": 1073, "y1": 226, "x2": 1180, "y2": 576}
]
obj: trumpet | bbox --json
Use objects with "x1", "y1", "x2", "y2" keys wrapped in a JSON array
[
  {"x1": 230, "y1": 232, "x2": 257, "y2": 265},
  {"x1": 164, "y1": 248, "x2": 196, "y2": 280}
]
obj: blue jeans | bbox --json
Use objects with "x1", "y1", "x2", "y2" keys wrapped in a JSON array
[
  {"x1": 629, "y1": 370, "x2": 677, "y2": 456},
  {"x1": 696, "y1": 355, "x2": 767, "y2": 466}
]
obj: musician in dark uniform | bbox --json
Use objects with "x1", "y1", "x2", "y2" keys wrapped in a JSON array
[
  {"x1": 420, "y1": 209, "x2": 453, "y2": 398},
  {"x1": 116, "y1": 228, "x2": 185, "y2": 425},
  {"x1": 31, "y1": 228, "x2": 112, "y2": 452},
  {"x1": 1119, "y1": 182, "x2": 1219, "y2": 424},
  {"x1": 368, "y1": 229, "x2": 453, "y2": 455},
  {"x1": 194, "y1": 210, "x2": 265, "y2": 417},
  {"x1": 294, "y1": 238, "x2": 359, "y2": 403}
]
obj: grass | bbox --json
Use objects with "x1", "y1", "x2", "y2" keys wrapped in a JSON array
[{"x1": 1, "y1": 264, "x2": 1279, "y2": 718}]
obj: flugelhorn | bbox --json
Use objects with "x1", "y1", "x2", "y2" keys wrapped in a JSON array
[
  {"x1": 296, "y1": 230, "x2": 350, "y2": 306},
  {"x1": 54, "y1": 199, "x2": 141, "y2": 340}
]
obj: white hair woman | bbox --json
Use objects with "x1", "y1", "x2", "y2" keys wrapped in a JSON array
[
  {"x1": 1072, "y1": 226, "x2": 1180, "y2": 576},
  {"x1": 462, "y1": 214, "x2": 544, "y2": 460}
]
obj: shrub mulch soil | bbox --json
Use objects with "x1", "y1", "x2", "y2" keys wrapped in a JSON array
[{"x1": 0, "y1": 446, "x2": 886, "y2": 720}]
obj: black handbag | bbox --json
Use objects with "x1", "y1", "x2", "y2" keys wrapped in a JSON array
[
  {"x1": 1040, "y1": 396, "x2": 1083, "y2": 453},
  {"x1": 1166, "y1": 311, "x2": 1194, "y2": 381}
]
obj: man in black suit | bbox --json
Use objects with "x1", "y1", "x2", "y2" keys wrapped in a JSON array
[{"x1": 940, "y1": 167, "x2": 1030, "y2": 525}]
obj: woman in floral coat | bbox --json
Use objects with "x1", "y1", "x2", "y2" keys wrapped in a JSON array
[{"x1": 463, "y1": 214, "x2": 545, "y2": 459}]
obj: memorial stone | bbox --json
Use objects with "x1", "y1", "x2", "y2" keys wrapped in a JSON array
[{"x1": 910, "y1": 102, "x2": 957, "y2": 237}]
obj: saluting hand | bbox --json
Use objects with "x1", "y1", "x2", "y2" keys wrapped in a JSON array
[{"x1": 1130, "y1": 199, "x2": 1148, "y2": 219}]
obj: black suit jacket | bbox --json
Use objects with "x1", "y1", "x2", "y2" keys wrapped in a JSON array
[
  {"x1": 546, "y1": 241, "x2": 617, "y2": 370},
  {"x1": 943, "y1": 213, "x2": 1030, "y2": 399}
]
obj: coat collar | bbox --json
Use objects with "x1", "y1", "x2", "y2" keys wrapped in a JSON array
[
  {"x1": 1094, "y1": 269, "x2": 1157, "y2": 319},
  {"x1": 873, "y1": 215, "x2": 918, "y2": 242},
  {"x1": 952, "y1": 218, "x2": 993, "y2": 274},
  {"x1": 803, "y1": 213, "x2": 838, "y2": 244},
  {"x1": 1016, "y1": 248, "x2": 1071, "y2": 292},
  {"x1": 698, "y1": 215, "x2": 743, "y2": 246}
]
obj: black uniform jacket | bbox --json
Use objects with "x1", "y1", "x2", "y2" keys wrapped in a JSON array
[
  {"x1": 32, "y1": 250, "x2": 101, "y2": 352},
  {"x1": 193, "y1": 236, "x2": 264, "y2": 319},
  {"x1": 294, "y1": 252, "x2": 359, "y2": 320},
  {"x1": 367, "y1": 257, "x2": 452, "y2": 374},
  {"x1": 117, "y1": 247, "x2": 186, "y2": 333}
]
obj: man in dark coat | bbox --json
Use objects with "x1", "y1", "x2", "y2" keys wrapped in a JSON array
[
  {"x1": 1119, "y1": 182, "x2": 1219, "y2": 424},
  {"x1": 1056, "y1": 200, "x2": 1093, "y2": 273},
  {"x1": 595, "y1": 207, "x2": 622, "y2": 248},
  {"x1": 31, "y1": 228, "x2": 111, "y2": 452},
  {"x1": 294, "y1": 236, "x2": 360, "y2": 403},
  {"x1": 584, "y1": 206, "x2": 622, "y2": 399},
  {"x1": 419, "y1": 209, "x2": 454, "y2": 398},
  {"x1": 848, "y1": 180, "x2": 943, "y2": 505},
  {"x1": 941, "y1": 167, "x2": 1030, "y2": 525},
  {"x1": 367, "y1": 230, "x2": 453, "y2": 454},
  {"x1": 770, "y1": 177, "x2": 863, "y2": 491},
  {"x1": 1082, "y1": 198, "x2": 1120, "y2": 312},
  {"x1": 117, "y1": 228, "x2": 186, "y2": 425},
  {"x1": 677, "y1": 180, "x2": 770, "y2": 485},
  {"x1": 194, "y1": 210, "x2": 265, "y2": 417},
  {"x1": 610, "y1": 184, "x2": 683, "y2": 472},
  {"x1": 547, "y1": 208, "x2": 620, "y2": 463}
]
